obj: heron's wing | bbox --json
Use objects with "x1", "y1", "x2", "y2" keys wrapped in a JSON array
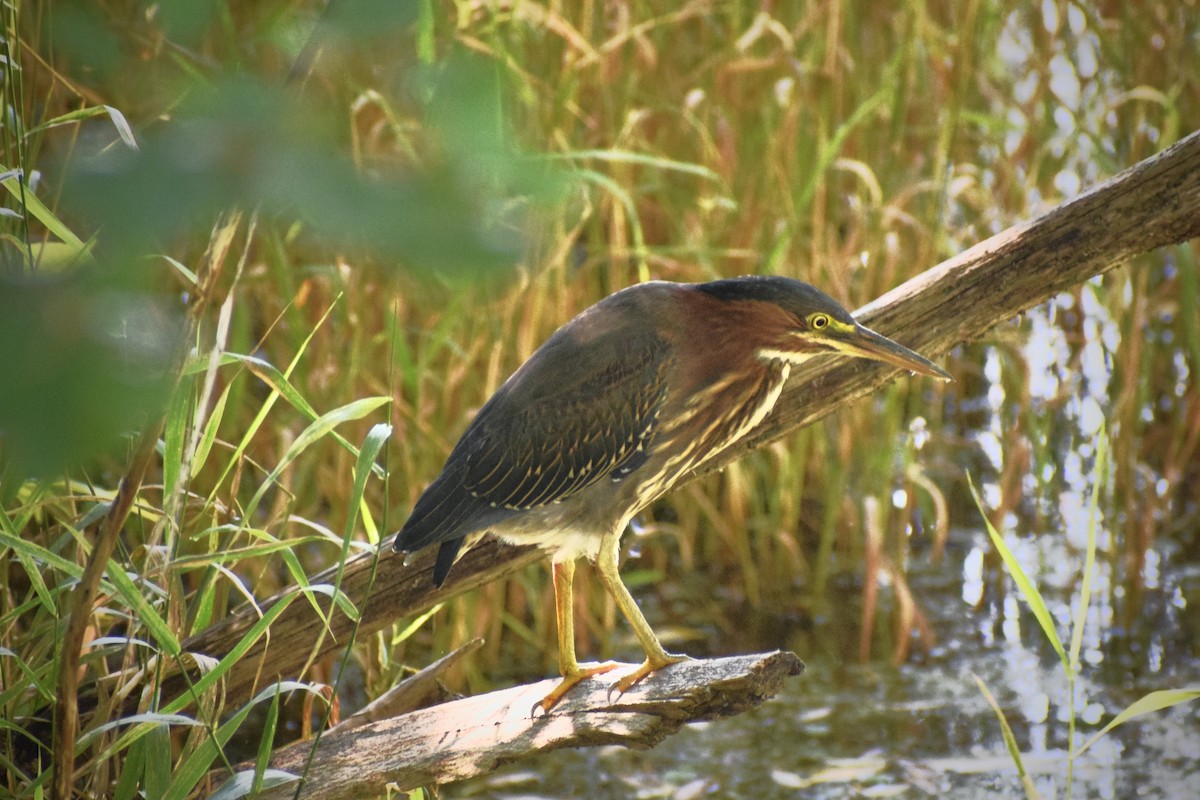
[
  {"x1": 463, "y1": 333, "x2": 671, "y2": 509},
  {"x1": 394, "y1": 330, "x2": 671, "y2": 556}
]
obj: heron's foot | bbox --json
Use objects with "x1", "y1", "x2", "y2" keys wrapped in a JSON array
[
  {"x1": 533, "y1": 661, "x2": 620, "y2": 716},
  {"x1": 608, "y1": 652, "x2": 690, "y2": 701}
]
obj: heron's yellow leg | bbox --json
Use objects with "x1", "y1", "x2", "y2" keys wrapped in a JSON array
[
  {"x1": 594, "y1": 532, "x2": 689, "y2": 695},
  {"x1": 535, "y1": 559, "x2": 618, "y2": 714}
]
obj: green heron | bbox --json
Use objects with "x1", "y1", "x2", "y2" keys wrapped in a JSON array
[{"x1": 394, "y1": 276, "x2": 949, "y2": 711}]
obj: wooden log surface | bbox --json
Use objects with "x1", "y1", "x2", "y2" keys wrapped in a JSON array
[{"x1": 239, "y1": 651, "x2": 804, "y2": 799}]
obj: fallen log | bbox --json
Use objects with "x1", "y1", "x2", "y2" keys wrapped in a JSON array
[{"x1": 232, "y1": 651, "x2": 803, "y2": 799}]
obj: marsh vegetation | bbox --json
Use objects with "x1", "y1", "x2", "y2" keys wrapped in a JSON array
[{"x1": 2, "y1": 2, "x2": 1198, "y2": 797}]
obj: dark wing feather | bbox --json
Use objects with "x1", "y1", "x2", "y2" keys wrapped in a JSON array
[
  {"x1": 394, "y1": 323, "x2": 672, "y2": 563},
  {"x1": 463, "y1": 334, "x2": 670, "y2": 509}
]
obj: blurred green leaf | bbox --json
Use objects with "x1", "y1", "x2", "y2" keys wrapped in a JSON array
[
  {"x1": 323, "y1": 0, "x2": 419, "y2": 39},
  {"x1": 43, "y1": 2, "x2": 123, "y2": 78},
  {"x1": 63, "y1": 59, "x2": 567, "y2": 274},
  {"x1": 153, "y1": 0, "x2": 220, "y2": 45},
  {"x1": 4, "y1": 50, "x2": 569, "y2": 476},
  {"x1": 0, "y1": 275, "x2": 177, "y2": 476}
]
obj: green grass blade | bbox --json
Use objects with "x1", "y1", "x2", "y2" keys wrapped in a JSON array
[
  {"x1": 359, "y1": 497, "x2": 381, "y2": 545},
  {"x1": 967, "y1": 472, "x2": 1067, "y2": 670},
  {"x1": 162, "y1": 372, "x2": 192, "y2": 503},
  {"x1": 546, "y1": 149, "x2": 723, "y2": 183},
  {"x1": 143, "y1": 722, "x2": 172, "y2": 800},
  {"x1": 104, "y1": 563, "x2": 182, "y2": 658},
  {"x1": 92, "y1": 590, "x2": 301, "y2": 766},
  {"x1": 113, "y1": 735, "x2": 145, "y2": 800},
  {"x1": 172, "y1": 535, "x2": 329, "y2": 566},
  {"x1": 0, "y1": 529, "x2": 87, "y2": 582},
  {"x1": 277, "y1": 546, "x2": 332, "y2": 627},
  {"x1": 102, "y1": 104, "x2": 139, "y2": 149},
  {"x1": 231, "y1": 353, "x2": 323, "y2": 420},
  {"x1": 163, "y1": 681, "x2": 321, "y2": 800},
  {"x1": 348, "y1": 423, "x2": 391, "y2": 542},
  {"x1": 225, "y1": 353, "x2": 388, "y2": 480},
  {"x1": 972, "y1": 673, "x2": 1042, "y2": 800},
  {"x1": 1076, "y1": 688, "x2": 1200, "y2": 757},
  {"x1": 187, "y1": 567, "x2": 219, "y2": 636},
  {"x1": 159, "y1": 254, "x2": 198, "y2": 286},
  {"x1": 200, "y1": 296, "x2": 377, "y2": 511},
  {"x1": 243, "y1": 396, "x2": 391, "y2": 521},
  {"x1": 0, "y1": 645, "x2": 55, "y2": 705},
  {"x1": 13, "y1": 549, "x2": 57, "y2": 614},
  {"x1": 209, "y1": 770, "x2": 300, "y2": 800},
  {"x1": 0, "y1": 165, "x2": 92, "y2": 256},
  {"x1": 77, "y1": 713, "x2": 200, "y2": 750},
  {"x1": 574, "y1": 167, "x2": 649, "y2": 282},
  {"x1": 284, "y1": 423, "x2": 392, "y2": 794},
  {"x1": 319, "y1": 422, "x2": 391, "y2": 628},
  {"x1": 23, "y1": 104, "x2": 132, "y2": 140},
  {"x1": 190, "y1": 380, "x2": 231, "y2": 477},
  {"x1": 393, "y1": 604, "x2": 443, "y2": 645},
  {"x1": 162, "y1": 602, "x2": 294, "y2": 713},
  {"x1": 252, "y1": 685, "x2": 283, "y2": 796},
  {"x1": 793, "y1": 56, "x2": 898, "y2": 214},
  {"x1": 1069, "y1": 426, "x2": 1107, "y2": 673}
]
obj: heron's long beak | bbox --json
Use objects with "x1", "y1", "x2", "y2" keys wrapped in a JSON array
[{"x1": 836, "y1": 324, "x2": 953, "y2": 381}]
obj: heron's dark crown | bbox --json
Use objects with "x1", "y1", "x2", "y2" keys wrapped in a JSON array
[{"x1": 694, "y1": 276, "x2": 856, "y2": 326}]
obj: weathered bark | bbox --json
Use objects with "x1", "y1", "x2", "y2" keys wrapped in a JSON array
[
  {"x1": 331, "y1": 637, "x2": 484, "y2": 732},
  {"x1": 231, "y1": 651, "x2": 803, "y2": 799},
  {"x1": 166, "y1": 129, "x2": 1200, "y2": 716}
]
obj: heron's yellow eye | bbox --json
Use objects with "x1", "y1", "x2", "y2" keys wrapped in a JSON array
[{"x1": 809, "y1": 313, "x2": 830, "y2": 330}]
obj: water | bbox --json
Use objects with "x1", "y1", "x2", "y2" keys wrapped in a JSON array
[{"x1": 453, "y1": 522, "x2": 1199, "y2": 799}]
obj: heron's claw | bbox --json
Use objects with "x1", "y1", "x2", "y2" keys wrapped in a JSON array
[
  {"x1": 531, "y1": 661, "x2": 620, "y2": 717},
  {"x1": 606, "y1": 653, "x2": 690, "y2": 703}
]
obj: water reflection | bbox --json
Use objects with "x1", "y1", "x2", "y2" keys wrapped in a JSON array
[{"x1": 460, "y1": 517, "x2": 1198, "y2": 798}]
